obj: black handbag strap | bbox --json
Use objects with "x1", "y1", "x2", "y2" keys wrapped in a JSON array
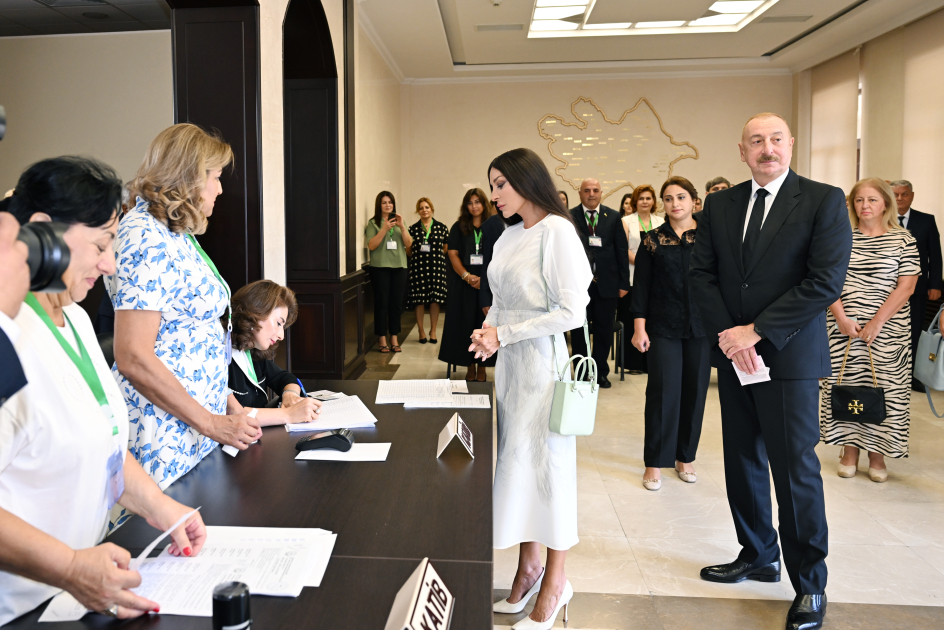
[{"x1": 837, "y1": 338, "x2": 878, "y2": 387}]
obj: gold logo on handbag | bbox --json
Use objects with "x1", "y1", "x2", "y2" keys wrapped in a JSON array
[
  {"x1": 848, "y1": 400, "x2": 863, "y2": 415},
  {"x1": 931, "y1": 353, "x2": 937, "y2": 362}
]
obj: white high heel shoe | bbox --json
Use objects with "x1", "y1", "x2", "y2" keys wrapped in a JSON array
[
  {"x1": 511, "y1": 580, "x2": 573, "y2": 630},
  {"x1": 493, "y1": 569, "x2": 544, "y2": 614},
  {"x1": 838, "y1": 446, "x2": 857, "y2": 478}
]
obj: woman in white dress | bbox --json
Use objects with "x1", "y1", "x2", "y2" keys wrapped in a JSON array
[{"x1": 469, "y1": 148, "x2": 592, "y2": 630}]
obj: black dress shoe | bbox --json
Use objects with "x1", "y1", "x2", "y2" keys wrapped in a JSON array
[
  {"x1": 598, "y1": 376, "x2": 612, "y2": 388},
  {"x1": 700, "y1": 559, "x2": 781, "y2": 583},
  {"x1": 786, "y1": 594, "x2": 826, "y2": 630},
  {"x1": 912, "y1": 378, "x2": 927, "y2": 393}
]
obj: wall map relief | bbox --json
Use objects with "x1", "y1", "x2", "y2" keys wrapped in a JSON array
[{"x1": 538, "y1": 97, "x2": 699, "y2": 201}]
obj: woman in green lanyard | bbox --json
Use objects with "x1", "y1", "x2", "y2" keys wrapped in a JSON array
[
  {"x1": 365, "y1": 191, "x2": 411, "y2": 353},
  {"x1": 618, "y1": 185, "x2": 663, "y2": 375},
  {"x1": 406, "y1": 197, "x2": 448, "y2": 344},
  {"x1": 0, "y1": 157, "x2": 206, "y2": 624},
  {"x1": 439, "y1": 188, "x2": 496, "y2": 381},
  {"x1": 106, "y1": 124, "x2": 261, "y2": 491}
]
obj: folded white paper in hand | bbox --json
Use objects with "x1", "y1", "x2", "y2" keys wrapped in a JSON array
[
  {"x1": 130, "y1": 507, "x2": 201, "y2": 571},
  {"x1": 733, "y1": 355, "x2": 771, "y2": 385},
  {"x1": 222, "y1": 408, "x2": 258, "y2": 457}
]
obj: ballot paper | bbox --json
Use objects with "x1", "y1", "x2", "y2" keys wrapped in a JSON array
[
  {"x1": 130, "y1": 507, "x2": 200, "y2": 571},
  {"x1": 285, "y1": 395, "x2": 377, "y2": 432},
  {"x1": 733, "y1": 355, "x2": 772, "y2": 385},
  {"x1": 222, "y1": 409, "x2": 259, "y2": 456},
  {"x1": 404, "y1": 394, "x2": 491, "y2": 409},
  {"x1": 39, "y1": 591, "x2": 87, "y2": 623},
  {"x1": 450, "y1": 381, "x2": 468, "y2": 393},
  {"x1": 295, "y1": 442, "x2": 391, "y2": 462},
  {"x1": 307, "y1": 390, "x2": 347, "y2": 401},
  {"x1": 375, "y1": 379, "x2": 453, "y2": 405}
]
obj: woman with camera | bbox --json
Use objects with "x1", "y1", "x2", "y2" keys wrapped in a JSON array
[
  {"x1": 365, "y1": 191, "x2": 411, "y2": 353},
  {"x1": 0, "y1": 157, "x2": 205, "y2": 625},
  {"x1": 106, "y1": 124, "x2": 260, "y2": 490}
]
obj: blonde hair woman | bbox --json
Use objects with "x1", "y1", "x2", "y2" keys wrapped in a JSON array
[
  {"x1": 107, "y1": 124, "x2": 260, "y2": 491},
  {"x1": 406, "y1": 197, "x2": 448, "y2": 344},
  {"x1": 822, "y1": 178, "x2": 920, "y2": 482}
]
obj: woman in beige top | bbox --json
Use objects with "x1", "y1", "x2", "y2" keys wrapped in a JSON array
[{"x1": 617, "y1": 185, "x2": 664, "y2": 374}]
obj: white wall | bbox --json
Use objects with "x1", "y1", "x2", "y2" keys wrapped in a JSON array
[
  {"x1": 0, "y1": 31, "x2": 173, "y2": 190},
  {"x1": 810, "y1": 50, "x2": 859, "y2": 194},
  {"x1": 394, "y1": 74, "x2": 793, "y2": 234}
]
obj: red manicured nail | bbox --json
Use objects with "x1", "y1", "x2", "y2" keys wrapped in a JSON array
[
  {"x1": 184, "y1": 547, "x2": 192, "y2": 556},
  {"x1": 153, "y1": 607, "x2": 160, "y2": 613}
]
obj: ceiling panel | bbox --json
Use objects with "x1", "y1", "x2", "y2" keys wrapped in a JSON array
[
  {"x1": 0, "y1": 0, "x2": 170, "y2": 36},
  {"x1": 114, "y1": 2, "x2": 168, "y2": 21},
  {"x1": 30, "y1": 21, "x2": 91, "y2": 33},
  {"x1": 0, "y1": 22, "x2": 30, "y2": 34},
  {"x1": 587, "y1": 0, "x2": 715, "y2": 24},
  {"x1": 0, "y1": 6, "x2": 76, "y2": 24},
  {"x1": 55, "y1": 5, "x2": 135, "y2": 22}
]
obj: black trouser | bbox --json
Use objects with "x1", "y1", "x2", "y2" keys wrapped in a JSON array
[
  {"x1": 910, "y1": 281, "x2": 928, "y2": 357},
  {"x1": 369, "y1": 266, "x2": 407, "y2": 337},
  {"x1": 616, "y1": 288, "x2": 647, "y2": 372},
  {"x1": 570, "y1": 282, "x2": 618, "y2": 380},
  {"x1": 643, "y1": 336, "x2": 709, "y2": 467},
  {"x1": 717, "y1": 371, "x2": 828, "y2": 595}
]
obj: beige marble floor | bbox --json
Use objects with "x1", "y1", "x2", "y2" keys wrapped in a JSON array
[{"x1": 361, "y1": 319, "x2": 944, "y2": 611}]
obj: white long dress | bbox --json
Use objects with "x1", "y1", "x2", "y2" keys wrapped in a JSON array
[{"x1": 485, "y1": 214, "x2": 592, "y2": 551}]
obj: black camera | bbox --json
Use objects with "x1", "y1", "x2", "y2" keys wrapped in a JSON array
[
  {"x1": 1, "y1": 104, "x2": 71, "y2": 292},
  {"x1": 17, "y1": 222, "x2": 71, "y2": 293}
]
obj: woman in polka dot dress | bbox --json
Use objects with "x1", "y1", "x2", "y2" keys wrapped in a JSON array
[{"x1": 407, "y1": 197, "x2": 449, "y2": 343}]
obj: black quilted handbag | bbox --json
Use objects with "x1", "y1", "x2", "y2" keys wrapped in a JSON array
[{"x1": 830, "y1": 339, "x2": 886, "y2": 425}]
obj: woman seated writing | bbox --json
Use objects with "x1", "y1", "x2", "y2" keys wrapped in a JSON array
[
  {"x1": 227, "y1": 280, "x2": 321, "y2": 424},
  {"x1": 0, "y1": 157, "x2": 205, "y2": 625}
]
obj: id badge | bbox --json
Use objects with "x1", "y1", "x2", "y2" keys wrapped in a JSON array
[
  {"x1": 106, "y1": 449, "x2": 125, "y2": 509},
  {"x1": 420, "y1": 243, "x2": 431, "y2": 253},
  {"x1": 224, "y1": 329, "x2": 233, "y2": 365},
  {"x1": 469, "y1": 254, "x2": 484, "y2": 266},
  {"x1": 386, "y1": 240, "x2": 398, "y2": 250},
  {"x1": 589, "y1": 236, "x2": 602, "y2": 247}
]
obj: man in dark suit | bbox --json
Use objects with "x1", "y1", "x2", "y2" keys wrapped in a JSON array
[
  {"x1": 478, "y1": 211, "x2": 506, "y2": 317},
  {"x1": 0, "y1": 211, "x2": 31, "y2": 407},
  {"x1": 890, "y1": 180, "x2": 943, "y2": 392},
  {"x1": 570, "y1": 178, "x2": 630, "y2": 388},
  {"x1": 689, "y1": 113, "x2": 852, "y2": 630}
]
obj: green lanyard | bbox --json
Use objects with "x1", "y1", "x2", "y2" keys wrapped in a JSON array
[
  {"x1": 473, "y1": 228, "x2": 482, "y2": 254},
  {"x1": 423, "y1": 221, "x2": 432, "y2": 243},
  {"x1": 187, "y1": 235, "x2": 233, "y2": 363},
  {"x1": 244, "y1": 350, "x2": 259, "y2": 385},
  {"x1": 585, "y1": 211, "x2": 598, "y2": 236},
  {"x1": 639, "y1": 217, "x2": 652, "y2": 233},
  {"x1": 24, "y1": 293, "x2": 118, "y2": 436}
]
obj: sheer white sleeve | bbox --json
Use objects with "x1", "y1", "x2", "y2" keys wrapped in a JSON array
[{"x1": 497, "y1": 220, "x2": 592, "y2": 347}]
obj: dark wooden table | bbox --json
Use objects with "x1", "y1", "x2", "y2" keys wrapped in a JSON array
[{"x1": 8, "y1": 380, "x2": 493, "y2": 629}]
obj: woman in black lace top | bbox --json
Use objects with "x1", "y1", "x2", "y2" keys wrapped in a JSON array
[{"x1": 630, "y1": 176, "x2": 710, "y2": 491}]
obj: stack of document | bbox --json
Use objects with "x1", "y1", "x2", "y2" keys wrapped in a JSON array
[
  {"x1": 40, "y1": 527, "x2": 337, "y2": 620},
  {"x1": 374, "y1": 379, "x2": 460, "y2": 406},
  {"x1": 285, "y1": 395, "x2": 378, "y2": 432},
  {"x1": 404, "y1": 394, "x2": 491, "y2": 409}
]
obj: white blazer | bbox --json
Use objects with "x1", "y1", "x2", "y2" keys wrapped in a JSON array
[{"x1": 622, "y1": 213, "x2": 665, "y2": 285}]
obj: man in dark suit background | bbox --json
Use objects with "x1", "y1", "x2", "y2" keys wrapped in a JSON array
[
  {"x1": 689, "y1": 113, "x2": 852, "y2": 630},
  {"x1": 570, "y1": 178, "x2": 629, "y2": 388},
  {"x1": 478, "y1": 210, "x2": 506, "y2": 317},
  {"x1": 0, "y1": 211, "x2": 31, "y2": 407},
  {"x1": 890, "y1": 180, "x2": 943, "y2": 392}
]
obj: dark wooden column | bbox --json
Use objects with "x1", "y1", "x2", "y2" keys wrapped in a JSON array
[{"x1": 167, "y1": 0, "x2": 263, "y2": 290}]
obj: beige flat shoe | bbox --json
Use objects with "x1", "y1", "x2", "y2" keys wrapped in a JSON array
[
  {"x1": 838, "y1": 446, "x2": 857, "y2": 478},
  {"x1": 643, "y1": 477, "x2": 662, "y2": 491},
  {"x1": 675, "y1": 466, "x2": 696, "y2": 483},
  {"x1": 868, "y1": 467, "x2": 888, "y2": 483}
]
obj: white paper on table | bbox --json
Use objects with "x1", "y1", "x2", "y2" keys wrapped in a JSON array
[
  {"x1": 222, "y1": 409, "x2": 259, "y2": 456},
  {"x1": 733, "y1": 356, "x2": 772, "y2": 385},
  {"x1": 404, "y1": 394, "x2": 491, "y2": 409},
  {"x1": 307, "y1": 390, "x2": 347, "y2": 401},
  {"x1": 450, "y1": 381, "x2": 468, "y2": 393},
  {"x1": 130, "y1": 507, "x2": 200, "y2": 571},
  {"x1": 304, "y1": 533, "x2": 337, "y2": 587},
  {"x1": 295, "y1": 443, "x2": 391, "y2": 462},
  {"x1": 39, "y1": 591, "x2": 88, "y2": 622},
  {"x1": 285, "y1": 395, "x2": 377, "y2": 432},
  {"x1": 375, "y1": 379, "x2": 453, "y2": 405}
]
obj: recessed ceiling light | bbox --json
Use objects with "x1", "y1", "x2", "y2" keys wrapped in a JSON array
[
  {"x1": 535, "y1": 0, "x2": 589, "y2": 6},
  {"x1": 584, "y1": 23, "x2": 632, "y2": 30},
  {"x1": 689, "y1": 13, "x2": 746, "y2": 26},
  {"x1": 709, "y1": 1, "x2": 764, "y2": 13},
  {"x1": 533, "y1": 6, "x2": 585, "y2": 20},
  {"x1": 530, "y1": 19, "x2": 580, "y2": 31},
  {"x1": 634, "y1": 21, "x2": 686, "y2": 28}
]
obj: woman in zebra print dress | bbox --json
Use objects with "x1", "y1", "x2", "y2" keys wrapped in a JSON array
[{"x1": 821, "y1": 178, "x2": 919, "y2": 481}]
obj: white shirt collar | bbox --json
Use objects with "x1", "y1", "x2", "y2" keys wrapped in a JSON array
[
  {"x1": 582, "y1": 204, "x2": 601, "y2": 214},
  {"x1": 900, "y1": 208, "x2": 912, "y2": 223},
  {"x1": 0, "y1": 309, "x2": 20, "y2": 344},
  {"x1": 750, "y1": 168, "x2": 790, "y2": 200}
]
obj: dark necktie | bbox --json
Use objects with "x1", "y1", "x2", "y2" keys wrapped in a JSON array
[
  {"x1": 742, "y1": 188, "x2": 769, "y2": 268},
  {"x1": 588, "y1": 210, "x2": 597, "y2": 236},
  {"x1": 899, "y1": 215, "x2": 906, "y2": 228}
]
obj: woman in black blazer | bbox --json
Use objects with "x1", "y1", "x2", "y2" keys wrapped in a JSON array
[
  {"x1": 226, "y1": 280, "x2": 322, "y2": 426},
  {"x1": 631, "y1": 176, "x2": 710, "y2": 491}
]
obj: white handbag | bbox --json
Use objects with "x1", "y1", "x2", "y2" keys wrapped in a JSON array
[
  {"x1": 538, "y1": 230, "x2": 598, "y2": 436},
  {"x1": 914, "y1": 304, "x2": 944, "y2": 417}
]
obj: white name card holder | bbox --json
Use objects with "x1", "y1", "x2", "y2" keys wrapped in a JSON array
[
  {"x1": 384, "y1": 557, "x2": 455, "y2": 630},
  {"x1": 436, "y1": 413, "x2": 474, "y2": 459}
]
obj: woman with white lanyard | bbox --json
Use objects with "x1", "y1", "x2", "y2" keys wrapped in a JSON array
[
  {"x1": 106, "y1": 124, "x2": 260, "y2": 490},
  {"x1": 0, "y1": 157, "x2": 206, "y2": 625}
]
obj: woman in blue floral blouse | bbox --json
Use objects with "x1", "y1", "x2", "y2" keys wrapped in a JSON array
[{"x1": 106, "y1": 124, "x2": 260, "y2": 489}]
